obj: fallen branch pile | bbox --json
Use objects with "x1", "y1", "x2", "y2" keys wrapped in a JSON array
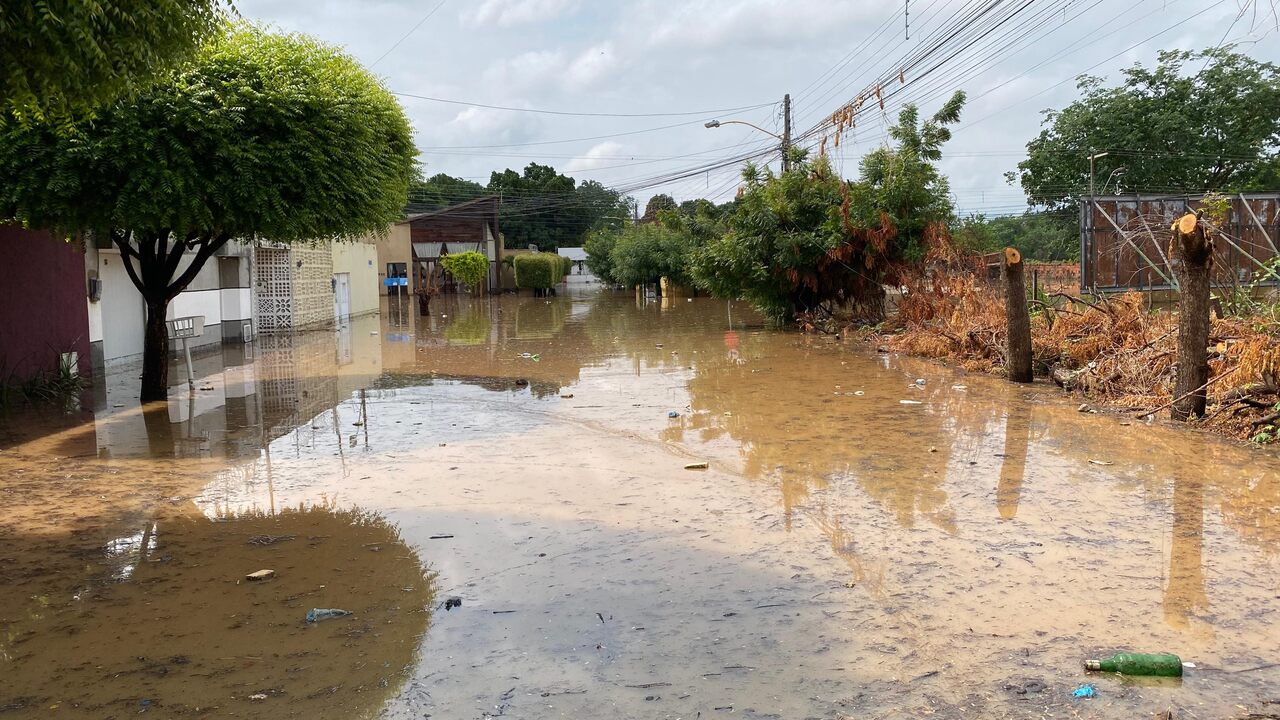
[{"x1": 871, "y1": 273, "x2": 1280, "y2": 443}]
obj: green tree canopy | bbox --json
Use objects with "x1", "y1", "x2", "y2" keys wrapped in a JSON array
[
  {"x1": 609, "y1": 223, "x2": 696, "y2": 289},
  {"x1": 440, "y1": 250, "x2": 490, "y2": 295},
  {"x1": 2, "y1": 0, "x2": 230, "y2": 124},
  {"x1": 0, "y1": 23, "x2": 416, "y2": 399},
  {"x1": 953, "y1": 212, "x2": 1078, "y2": 262},
  {"x1": 692, "y1": 92, "x2": 965, "y2": 324},
  {"x1": 641, "y1": 193, "x2": 678, "y2": 223},
  {"x1": 407, "y1": 173, "x2": 486, "y2": 213},
  {"x1": 1011, "y1": 47, "x2": 1280, "y2": 211}
]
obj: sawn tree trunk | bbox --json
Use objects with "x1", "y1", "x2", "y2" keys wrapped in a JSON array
[{"x1": 1171, "y1": 213, "x2": 1213, "y2": 421}]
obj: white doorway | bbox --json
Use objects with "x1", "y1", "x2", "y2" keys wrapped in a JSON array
[{"x1": 333, "y1": 272, "x2": 351, "y2": 323}]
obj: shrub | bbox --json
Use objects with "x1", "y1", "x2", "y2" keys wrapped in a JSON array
[
  {"x1": 440, "y1": 251, "x2": 489, "y2": 294},
  {"x1": 514, "y1": 253, "x2": 560, "y2": 290}
]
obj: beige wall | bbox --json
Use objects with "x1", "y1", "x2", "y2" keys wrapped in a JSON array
[
  {"x1": 373, "y1": 224, "x2": 413, "y2": 296},
  {"x1": 331, "y1": 241, "x2": 379, "y2": 316},
  {"x1": 292, "y1": 244, "x2": 334, "y2": 329}
]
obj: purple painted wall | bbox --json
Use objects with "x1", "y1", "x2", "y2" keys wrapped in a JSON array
[{"x1": 0, "y1": 225, "x2": 91, "y2": 380}]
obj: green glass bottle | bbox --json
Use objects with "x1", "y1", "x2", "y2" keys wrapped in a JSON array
[{"x1": 1084, "y1": 652, "x2": 1183, "y2": 677}]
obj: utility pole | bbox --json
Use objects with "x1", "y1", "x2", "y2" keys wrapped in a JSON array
[{"x1": 781, "y1": 93, "x2": 792, "y2": 173}]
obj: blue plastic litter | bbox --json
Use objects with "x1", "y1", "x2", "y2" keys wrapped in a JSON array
[
  {"x1": 668, "y1": 410, "x2": 680, "y2": 418},
  {"x1": 1071, "y1": 684, "x2": 1096, "y2": 698},
  {"x1": 306, "y1": 608, "x2": 352, "y2": 623}
]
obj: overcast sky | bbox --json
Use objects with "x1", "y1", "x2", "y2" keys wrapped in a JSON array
[{"x1": 236, "y1": 0, "x2": 1278, "y2": 215}]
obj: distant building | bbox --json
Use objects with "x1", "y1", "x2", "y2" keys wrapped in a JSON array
[
  {"x1": 373, "y1": 196, "x2": 503, "y2": 295},
  {"x1": 558, "y1": 247, "x2": 589, "y2": 274}
]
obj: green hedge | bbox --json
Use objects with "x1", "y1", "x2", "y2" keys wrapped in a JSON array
[
  {"x1": 558, "y1": 254, "x2": 573, "y2": 278},
  {"x1": 514, "y1": 253, "x2": 559, "y2": 290}
]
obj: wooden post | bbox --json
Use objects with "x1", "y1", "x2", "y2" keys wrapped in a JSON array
[
  {"x1": 1171, "y1": 213, "x2": 1213, "y2": 421},
  {"x1": 1003, "y1": 247, "x2": 1033, "y2": 383}
]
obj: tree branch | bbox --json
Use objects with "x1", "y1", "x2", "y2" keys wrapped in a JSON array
[
  {"x1": 166, "y1": 232, "x2": 232, "y2": 300},
  {"x1": 112, "y1": 232, "x2": 150, "y2": 300}
]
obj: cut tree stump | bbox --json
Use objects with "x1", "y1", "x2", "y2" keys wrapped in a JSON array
[
  {"x1": 1171, "y1": 213, "x2": 1213, "y2": 421},
  {"x1": 1003, "y1": 247, "x2": 1033, "y2": 383}
]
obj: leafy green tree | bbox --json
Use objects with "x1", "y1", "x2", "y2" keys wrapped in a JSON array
[
  {"x1": 641, "y1": 194, "x2": 678, "y2": 223},
  {"x1": 583, "y1": 227, "x2": 621, "y2": 284},
  {"x1": 440, "y1": 250, "x2": 490, "y2": 295},
  {"x1": 2, "y1": 0, "x2": 230, "y2": 124},
  {"x1": 487, "y1": 163, "x2": 578, "y2": 251},
  {"x1": 1012, "y1": 48, "x2": 1280, "y2": 211},
  {"x1": 954, "y1": 212, "x2": 1078, "y2": 261},
  {"x1": 0, "y1": 24, "x2": 416, "y2": 401},
  {"x1": 408, "y1": 173, "x2": 486, "y2": 212},
  {"x1": 693, "y1": 92, "x2": 965, "y2": 323},
  {"x1": 610, "y1": 223, "x2": 696, "y2": 290}
]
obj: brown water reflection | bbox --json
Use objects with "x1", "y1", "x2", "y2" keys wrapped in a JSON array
[{"x1": 2, "y1": 286, "x2": 1278, "y2": 719}]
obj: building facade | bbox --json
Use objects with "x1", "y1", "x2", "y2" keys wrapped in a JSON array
[{"x1": 374, "y1": 196, "x2": 503, "y2": 295}]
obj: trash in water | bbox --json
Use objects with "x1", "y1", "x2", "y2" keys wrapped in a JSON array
[
  {"x1": 668, "y1": 410, "x2": 680, "y2": 418},
  {"x1": 531, "y1": 354, "x2": 541, "y2": 362},
  {"x1": 560, "y1": 393, "x2": 574, "y2": 399},
  {"x1": 520, "y1": 352, "x2": 532, "y2": 358},
  {"x1": 684, "y1": 461, "x2": 709, "y2": 470},
  {"x1": 1077, "y1": 403, "x2": 1095, "y2": 413},
  {"x1": 444, "y1": 597, "x2": 462, "y2": 611},
  {"x1": 1071, "y1": 684, "x2": 1095, "y2": 698},
  {"x1": 305, "y1": 608, "x2": 353, "y2": 623},
  {"x1": 245, "y1": 569, "x2": 274, "y2": 582},
  {"x1": 915, "y1": 378, "x2": 927, "y2": 386},
  {"x1": 854, "y1": 390, "x2": 865, "y2": 396},
  {"x1": 1087, "y1": 459, "x2": 1114, "y2": 466},
  {"x1": 249, "y1": 694, "x2": 267, "y2": 701},
  {"x1": 1084, "y1": 652, "x2": 1183, "y2": 677},
  {"x1": 951, "y1": 384, "x2": 967, "y2": 390},
  {"x1": 900, "y1": 400, "x2": 923, "y2": 405}
]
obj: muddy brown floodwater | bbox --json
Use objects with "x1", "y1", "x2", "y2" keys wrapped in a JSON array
[{"x1": 2, "y1": 284, "x2": 1278, "y2": 720}]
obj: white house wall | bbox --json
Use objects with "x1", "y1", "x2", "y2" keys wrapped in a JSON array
[
  {"x1": 98, "y1": 250, "x2": 146, "y2": 367},
  {"x1": 96, "y1": 246, "x2": 255, "y2": 367}
]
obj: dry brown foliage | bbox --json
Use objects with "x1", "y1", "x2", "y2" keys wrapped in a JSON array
[{"x1": 876, "y1": 272, "x2": 1280, "y2": 443}]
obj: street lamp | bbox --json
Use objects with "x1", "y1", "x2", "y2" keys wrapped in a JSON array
[
  {"x1": 1087, "y1": 151, "x2": 1109, "y2": 198},
  {"x1": 704, "y1": 119, "x2": 782, "y2": 139},
  {"x1": 1101, "y1": 167, "x2": 1126, "y2": 195},
  {"x1": 705, "y1": 94, "x2": 792, "y2": 171}
]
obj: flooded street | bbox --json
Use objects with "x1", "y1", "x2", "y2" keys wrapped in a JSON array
[{"x1": 3, "y1": 284, "x2": 1279, "y2": 719}]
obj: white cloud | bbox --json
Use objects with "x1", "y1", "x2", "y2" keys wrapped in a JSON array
[
  {"x1": 638, "y1": 0, "x2": 878, "y2": 49},
  {"x1": 461, "y1": 0, "x2": 579, "y2": 28},
  {"x1": 566, "y1": 141, "x2": 628, "y2": 172},
  {"x1": 565, "y1": 43, "x2": 618, "y2": 89},
  {"x1": 481, "y1": 49, "x2": 566, "y2": 90}
]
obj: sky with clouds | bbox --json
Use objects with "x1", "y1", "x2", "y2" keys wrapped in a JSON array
[{"x1": 236, "y1": 0, "x2": 1279, "y2": 215}]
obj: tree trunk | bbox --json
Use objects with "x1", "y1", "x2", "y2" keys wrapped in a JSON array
[
  {"x1": 1171, "y1": 213, "x2": 1213, "y2": 421},
  {"x1": 1003, "y1": 247, "x2": 1033, "y2": 383},
  {"x1": 141, "y1": 296, "x2": 171, "y2": 402}
]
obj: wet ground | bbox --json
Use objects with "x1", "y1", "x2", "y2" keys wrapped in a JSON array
[{"x1": 2, "y1": 282, "x2": 1278, "y2": 719}]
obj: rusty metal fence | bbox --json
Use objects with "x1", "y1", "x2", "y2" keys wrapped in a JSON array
[{"x1": 1080, "y1": 193, "x2": 1280, "y2": 291}]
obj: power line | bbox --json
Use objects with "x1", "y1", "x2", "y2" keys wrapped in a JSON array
[
  {"x1": 370, "y1": 0, "x2": 449, "y2": 68},
  {"x1": 393, "y1": 92, "x2": 776, "y2": 118}
]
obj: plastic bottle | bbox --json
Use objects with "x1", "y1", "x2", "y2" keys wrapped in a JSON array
[
  {"x1": 306, "y1": 608, "x2": 353, "y2": 623},
  {"x1": 1084, "y1": 652, "x2": 1183, "y2": 677}
]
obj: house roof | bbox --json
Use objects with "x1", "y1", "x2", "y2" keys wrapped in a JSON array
[{"x1": 399, "y1": 195, "x2": 501, "y2": 225}]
